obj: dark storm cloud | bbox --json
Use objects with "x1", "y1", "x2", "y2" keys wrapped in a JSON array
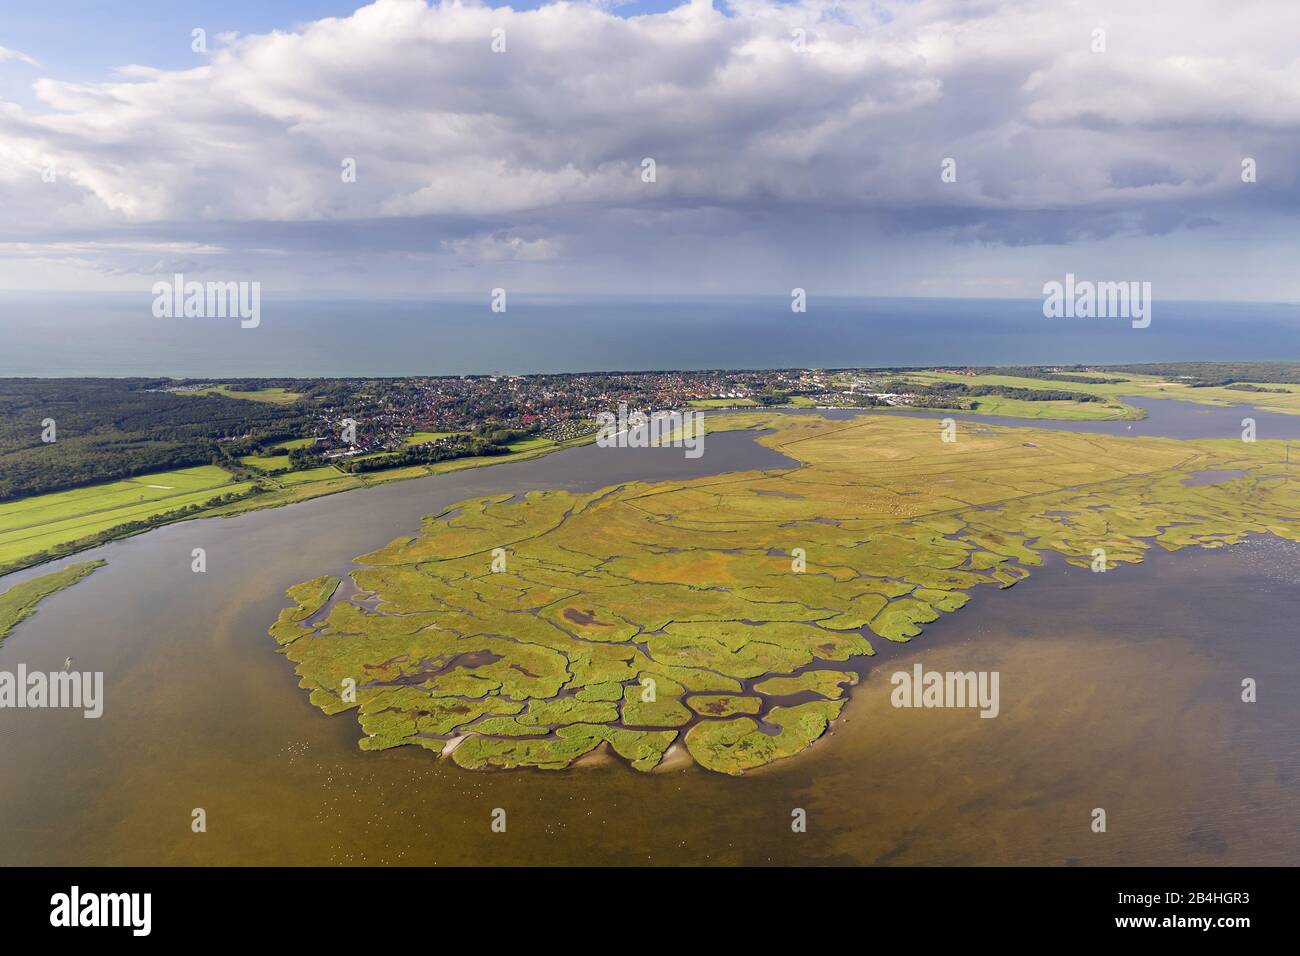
[{"x1": 0, "y1": 0, "x2": 1298, "y2": 296}]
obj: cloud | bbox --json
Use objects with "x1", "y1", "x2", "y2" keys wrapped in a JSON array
[
  {"x1": 0, "y1": 0, "x2": 1298, "y2": 296},
  {"x1": 441, "y1": 233, "x2": 559, "y2": 260},
  {"x1": 0, "y1": 46, "x2": 39, "y2": 68}
]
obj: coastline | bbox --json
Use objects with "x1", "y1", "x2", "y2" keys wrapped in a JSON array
[
  {"x1": 4, "y1": 384, "x2": 1297, "y2": 583},
  {"x1": 0, "y1": 559, "x2": 105, "y2": 642}
]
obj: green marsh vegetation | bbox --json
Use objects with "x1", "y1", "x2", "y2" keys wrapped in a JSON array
[
  {"x1": 903, "y1": 367, "x2": 1300, "y2": 419},
  {"x1": 0, "y1": 560, "x2": 105, "y2": 642},
  {"x1": 270, "y1": 411, "x2": 1300, "y2": 775}
]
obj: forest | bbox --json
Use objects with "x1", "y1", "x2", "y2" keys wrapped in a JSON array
[
  {"x1": 1105, "y1": 362, "x2": 1300, "y2": 385},
  {"x1": 0, "y1": 379, "x2": 314, "y2": 501}
]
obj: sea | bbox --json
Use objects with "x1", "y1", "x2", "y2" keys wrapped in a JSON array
[{"x1": 1, "y1": 293, "x2": 1298, "y2": 378}]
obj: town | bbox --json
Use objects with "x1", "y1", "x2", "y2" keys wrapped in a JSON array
[
  {"x1": 156, "y1": 367, "x2": 931, "y2": 464},
  {"x1": 148, "y1": 365, "x2": 1108, "y2": 469}
]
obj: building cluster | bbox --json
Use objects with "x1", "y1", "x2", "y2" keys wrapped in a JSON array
[
  {"x1": 173, "y1": 366, "x2": 966, "y2": 457},
  {"x1": 308, "y1": 368, "x2": 817, "y2": 452}
]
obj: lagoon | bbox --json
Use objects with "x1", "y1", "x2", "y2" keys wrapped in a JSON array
[{"x1": 0, "y1": 411, "x2": 1295, "y2": 864}]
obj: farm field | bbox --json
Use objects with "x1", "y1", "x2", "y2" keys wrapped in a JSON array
[
  {"x1": 503, "y1": 436, "x2": 554, "y2": 454},
  {"x1": 240, "y1": 454, "x2": 293, "y2": 472},
  {"x1": 189, "y1": 385, "x2": 303, "y2": 404},
  {"x1": 0, "y1": 466, "x2": 247, "y2": 570},
  {"x1": 196, "y1": 432, "x2": 596, "y2": 524}
]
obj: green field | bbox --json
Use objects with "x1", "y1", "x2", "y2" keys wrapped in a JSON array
[
  {"x1": 360, "y1": 433, "x2": 542, "y2": 466},
  {"x1": 0, "y1": 466, "x2": 247, "y2": 570},
  {"x1": 504, "y1": 436, "x2": 554, "y2": 454},
  {"x1": 239, "y1": 454, "x2": 293, "y2": 472},
  {"x1": 350, "y1": 433, "x2": 457, "y2": 465},
  {"x1": 274, "y1": 465, "x2": 347, "y2": 486},
  {"x1": 403, "y1": 431, "x2": 455, "y2": 446},
  {"x1": 190, "y1": 385, "x2": 302, "y2": 404}
]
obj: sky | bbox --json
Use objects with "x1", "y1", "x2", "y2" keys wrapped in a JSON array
[{"x1": 0, "y1": 0, "x2": 1298, "y2": 301}]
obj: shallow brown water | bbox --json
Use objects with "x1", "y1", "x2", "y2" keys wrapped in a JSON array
[{"x1": 0, "y1": 431, "x2": 1296, "y2": 865}]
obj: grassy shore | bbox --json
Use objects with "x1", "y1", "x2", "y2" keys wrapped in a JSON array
[
  {"x1": 0, "y1": 560, "x2": 105, "y2": 642},
  {"x1": 900, "y1": 370, "x2": 1300, "y2": 418}
]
